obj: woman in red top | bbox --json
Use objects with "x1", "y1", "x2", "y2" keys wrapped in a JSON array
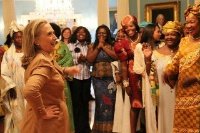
[{"x1": 114, "y1": 15, "x2": 142, "y2": 133}]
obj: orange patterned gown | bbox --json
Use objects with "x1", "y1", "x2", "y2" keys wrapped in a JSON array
[
  {"x1": 165, "y1": 37, "x2": 199, "y2": 133},
  {"x1": 114, "y1": 39, "x2": 142, "y2": 108}
]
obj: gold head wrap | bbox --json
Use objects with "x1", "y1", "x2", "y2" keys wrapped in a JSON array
[
  {"x1": 9, "y1": 21, "x2": 24, "y2": 37},
  {"x1": 121, "y1": 15, "x2": 138, "y2": 27},
  {"x1": 163, "y1": 21, "x2": 183, "y2": 35},
  {"x1": 184, "y1": 4, "x2": 200, "y2": 19}
]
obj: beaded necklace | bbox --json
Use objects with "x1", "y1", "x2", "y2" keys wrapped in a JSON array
[{"x1": 129, "y1": 33, "x2": 139, "y2": 52}]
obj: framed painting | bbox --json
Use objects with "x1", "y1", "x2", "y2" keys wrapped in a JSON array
[
  {"x1": 109, "y1": 8, "x2": 117, "y2": 36},
  {"x1": 145, "y1": 1, "x2": 180, "y2": 23}
]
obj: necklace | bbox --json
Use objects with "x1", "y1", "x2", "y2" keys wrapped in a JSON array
[
  {"x1": 129, "y1": 33, "x2": 139, "y2": 44},
  {"x1": 190, "y1": 35, "x2": 200, "y2": 40},
  {"x1": 16, "y1": 49, "x2": 22, "y2": 53},
  {"x1": 168, "y1": 45, "x2": 179, "y2": 57}
]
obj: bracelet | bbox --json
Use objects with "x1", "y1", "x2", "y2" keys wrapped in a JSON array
[
  {"x1": 115, "y1": 70, "x2": 119, "y2": 74},
  {"x1": 123, "y1": 80, "x2": 129, "y2": 88},
  {"x1": 146, "y1": 61, "x2": 151, "y2": 64}
]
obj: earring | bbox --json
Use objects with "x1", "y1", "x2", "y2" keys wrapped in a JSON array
[{"x1": 34, "y1": 44, "x2": 40, "y2": 49}]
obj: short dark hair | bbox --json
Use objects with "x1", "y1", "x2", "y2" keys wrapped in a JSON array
[
  {"x1": 69, "y1": 26, "x2": 91, "y2": 44},
  {"x1": 50, "y1": 23, "x2": 61, "y2": 38}
]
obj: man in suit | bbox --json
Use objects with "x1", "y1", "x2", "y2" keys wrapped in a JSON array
[
  {"x1": 156, "y1": 14, "x2": 165, "y2": 39},
  {"x1": 111, "y1": 12, "x2": 118, "y2": 38}
]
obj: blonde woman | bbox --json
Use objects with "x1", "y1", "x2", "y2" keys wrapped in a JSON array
[{"x1": 20, "y1": 19, "x2": 80, "y2": 133}]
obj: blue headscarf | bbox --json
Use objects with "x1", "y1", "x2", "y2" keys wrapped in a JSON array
[{"x1": 139, "y1": 21, "x2": 152, "y2": 28}]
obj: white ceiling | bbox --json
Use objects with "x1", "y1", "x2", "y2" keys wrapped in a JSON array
[{"x1": 0, "y1": 0, "x2": 117, "y2": 8}]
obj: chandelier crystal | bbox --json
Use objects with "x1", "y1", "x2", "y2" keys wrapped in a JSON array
[{"x1": 35, "y1": 0, "x2": 74, "y2": 27}]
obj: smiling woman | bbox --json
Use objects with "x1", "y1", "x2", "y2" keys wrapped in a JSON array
[
  {"x1": 87, "y1": 24, "x2": 118, "y2": 133},
  {"x1": 163, "y1": 4, "x2": 199, "y2": 132},
  {"x1": 20, "y1": 19, "x2": 80, "y2": 133},
  {"x1": 67, "y1": 26, "x2": 92, "y2": 133},
  {"x1": 34, "y1": 23, "x2": 57, "y2": 54}
]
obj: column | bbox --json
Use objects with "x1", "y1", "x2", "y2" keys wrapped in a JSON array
[
  {"x1": 97, "y1": 0, "x2": 109, "y2": 27},
  {"x1": 194, "y1": 0, "x2": 199, "y2": 4},
  {"x1": 117, "y1": 0, "x2": 129, "y2": 29},
  {"x1": 2, "y1": 0, "x2": 16, "y2": 39},
  {"x1": 137, "y1": 0, "x2": 141, "y2": 24}
]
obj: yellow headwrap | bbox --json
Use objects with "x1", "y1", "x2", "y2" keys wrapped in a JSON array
[
  {"x1": 9, "y1": 21, "x2": 24, "y2": 37},
  {"x1": 162, "y1": 21, "x2": 183, "y2": 35},
  {"x1": 184, "y1": 4, "x2": 200, "y2": 19}
]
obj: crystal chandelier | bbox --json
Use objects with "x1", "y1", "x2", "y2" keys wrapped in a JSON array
[{"x1": 35, "y1": 0, "x2": 74, "y2": 27}]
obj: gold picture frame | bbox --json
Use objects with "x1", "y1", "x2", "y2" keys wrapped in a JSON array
[{"x1": 145, "y1": 1, "x2": 180, "y2": 23}]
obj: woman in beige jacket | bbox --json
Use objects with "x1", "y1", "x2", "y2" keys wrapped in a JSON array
[{"x1": 20, "y1": 19, "x2": 80, "y2": 133}]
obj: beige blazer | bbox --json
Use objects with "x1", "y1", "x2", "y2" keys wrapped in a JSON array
[{"x1": 20, "y1": 51, "x2": 70, "y2": 133}]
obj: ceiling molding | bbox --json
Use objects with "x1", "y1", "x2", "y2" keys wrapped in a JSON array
[{"x1": 0, "y1": 0, "x2": 35, "y2": 1}]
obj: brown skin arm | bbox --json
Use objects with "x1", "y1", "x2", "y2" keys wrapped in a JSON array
[
  {"x1": 86, "y1": 45, "x2": 100, "y2": 63},
  {"x1": 114, "y1": 66, "x2": 122, "y2": 85},
  {"x1": 121, "y1": 61, "x2": 132, "y2": 96},
  {"x1": 102, "y1": 46, "x2": 118, "y2": 60},
  {"x1": 162, "y1": 70, "x2": 177, "y2": 88},
  {"x1": 142, "y1": 43, "x2": 152, "y2": 75},
  {"x1": 182, "y1": 76, "x2": 198, "y2": 88}
]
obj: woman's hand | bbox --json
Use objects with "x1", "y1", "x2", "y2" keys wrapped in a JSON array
[
  {"x1": 115, "y1": 73, "x2": 122, "y2": 85},
  {"x1": 162, "y1": 70, "x2": 176, "y2": 88},
  {"x1": 65, "y1": 66, "x2": 80, "y2": 75},
  {"x1": 182, "y1": 76, "x2": 198, "y2": 88},
  {"x1": 78, "y1": 54, "x2": 86, "y2": 63},
  {"x1": 9, "y1": 88, "x2": 17, "y2": 99},
  {"x1": 98, "y1": 38, "x2": 105, "y2": 49},
  {"x1": 142, "y1": 43, "x2": 152, "y2": 60},
  {"x1": 125, "y1": 86, "x2": 132, "y2": 96},
  {"x1": 42, "y1": 105, "x2": 60, "y2": 119}
]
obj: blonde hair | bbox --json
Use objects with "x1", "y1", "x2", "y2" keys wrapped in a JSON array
[{"x1": 21, "y1": 19, "x2": 48, "y2": 69}]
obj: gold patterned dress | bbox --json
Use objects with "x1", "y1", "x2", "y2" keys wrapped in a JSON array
[{"x1": 165, "y1": 37, "x2": 199, "y2": 133}]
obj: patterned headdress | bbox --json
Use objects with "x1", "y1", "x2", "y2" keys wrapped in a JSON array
[
  {"x1": 9, "y1": 21, "x2": 24, "y2": 37},
  {"x1": 121, "y1": 15, "x2": 138, "y2": 27},
  {"x1": 184, "y1": 4, "x2": 200, "y2": 19},
  {"x1": 162, "y1": 21, "x2": 183, "y2": 35}
]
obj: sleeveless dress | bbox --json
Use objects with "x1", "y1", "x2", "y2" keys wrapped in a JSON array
[{"x1": 91, "y1": 47, "x2": 117, "y2": 133}]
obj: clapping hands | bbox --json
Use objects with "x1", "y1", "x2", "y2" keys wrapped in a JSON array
[{"x1": 77, "y1": 54, "x2": 86, "y2": 63}]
